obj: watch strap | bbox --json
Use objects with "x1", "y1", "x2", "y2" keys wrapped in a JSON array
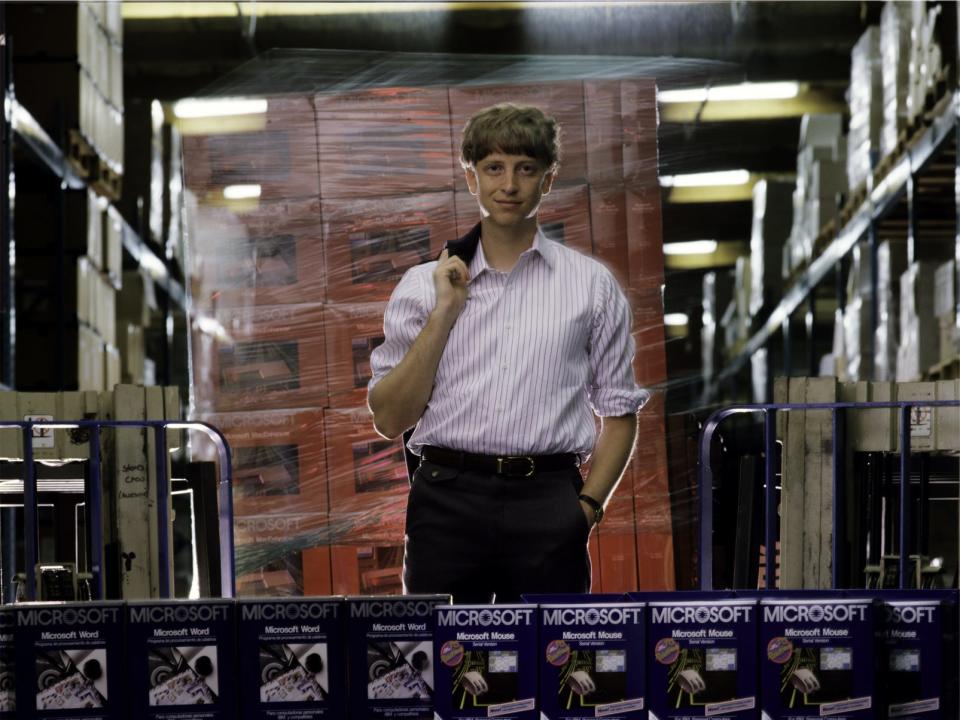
[{"x1": 578, "y1": 494, "x2": 604, "y2": 525}]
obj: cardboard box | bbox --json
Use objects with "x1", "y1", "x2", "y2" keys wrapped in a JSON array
[
  {"x1": 103, "y1": 343, "x2": 120, "y2": 391},
  {"x1": 118, "y1": 270, "x2": 158, "y2": 327},
  {"x1": 234, "y1": 545, "x2": 331, "y2": 597},
  {"x1": 194, "y1": 199, "x2": 326, "y2": 308},
  {"x1": 934, "y1": 259, "x2": 956, "y2": 319},
  {"x1": 119, "y1": 324, "x2": 146, "y2": 385},
  {"x1": 346, "y1": 595, "x2": 451, "y2": 719},
  {"x1": 315, "y1": 86, "x2": 456, "y2": 198},
  {"x1": 103, "y1": 205, "x2": 123, "y2": 283},
  {"x1": 939, "y1": 312, "x2": 958, "y2": 365},
  {"x1": 760, "y1": 597, "x2": 879, "y2": 720},
  {"x1": 584, "y1": 80, "x2": 625, "y2": 184},
  {"x1": 201, "y1": 409, "x2": 327, "y2": 518},
  {"x1": 209, "y1": 303, "x2": 328, "y2": 412},
  {"x1": 324, "y1": 406, "x2": 408, "y2": 544},
  {"x1": 536, "y1": 599, "x2": 646, "y2": 719},
  {"x1": 0, "y1": 390, "x2": 99, "y2": 460},
  {"x1": 589, "y1": 185, "x2": 630, "y2": 289},
  {"x1": 646, "y1": 598, "x2": 758, "y2": 719},
  {"x1": 125, "y1": 600, "x2": 237, "y2": 718},
  {"x1": 323, "y1": 301, "x2": 387, "y2": 408},
  {"x1": 322, "y1": 192, "x2": 455, "y2": 303},
  {"x1": 875, "y1": 591, "x2": 958, "y2": 719},
  {"x1": 237, "y1": 597, "x2": 346, "y2": 719},
  {"x1": 14, "y1": 602, "x2": 125, "y2": 720},
  {"x1": 433, "y1": 604, "x2": 538, "y2": 719},
  {"x1": 449, "y1": 82, "x2": 587, "y2": 191},
  {"x1": 330, "y1": 545, "x2": 405, "y2": 596},
  {"x1": 182, "y1": 95, "x2": 320, "y2": 202},
  {"x1": 620, "y1": 79, "x2": 661, "y2": 188},
  {"x1": 625, "y1": 185, "x2": 664, "y2": 291}
]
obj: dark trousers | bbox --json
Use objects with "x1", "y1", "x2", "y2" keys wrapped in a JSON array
[{"x1": 402, "y1": 457, "x2": 592, "y2": 603}]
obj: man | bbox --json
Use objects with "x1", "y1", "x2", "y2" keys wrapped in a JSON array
[{"x1": 368, "y1": 103, "x2": 648, "y2": 603}]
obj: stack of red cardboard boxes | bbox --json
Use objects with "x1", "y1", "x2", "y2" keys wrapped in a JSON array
[{"x1": 185, "y1": 79, "x2": 671, "y2": 597}]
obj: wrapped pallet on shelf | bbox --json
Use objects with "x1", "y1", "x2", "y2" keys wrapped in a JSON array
[
  {"x1": 786, "y1": 114, "x2": 846, "y2": 275},
  {"x1": 880, "y1": 1, "x2": 913, "y2": 157},
  {"x1": 183, "y1": 52, "x2": 672, "y2": 596},
  {"x1": 846, "y1": 26, "x2": 882, "y2": 192},
  {"x1": 8, "y1": 1, "x2": 124, "y2": 192},
  {"x1": 897, "y1": 261, "x2": 941, "y2": 381}
]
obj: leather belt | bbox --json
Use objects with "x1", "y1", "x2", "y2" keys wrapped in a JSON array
[{"x1": 422, "y1": 445, "x2": 578, "y2": 478}]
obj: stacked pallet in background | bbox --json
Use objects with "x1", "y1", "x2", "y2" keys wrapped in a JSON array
[
  {"x1": 785, "y1": 114, "x2": 847, "y2": 277},
  {"x1": 881, "y1": 1, "x2": 913, "y2": 157},
  {"x1": 873, "y1": 239, "x2": 909, "y2": 381},
  {"x1": 846, "y1": 26, "x2": 882, "y2": 191},
  {"x1": 184, "y1": 78, "x2": 672, "y2": 596},
  {"x1": 8, "y1": 1, "x2": 124, "y2": 198}
]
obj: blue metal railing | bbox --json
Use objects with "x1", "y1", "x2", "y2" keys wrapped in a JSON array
[
  {"x1": 699, "y1": 400, "x2": 960, "y2": 591},
  {"x1": 0, "y1": 419, "x2": 234, "y2": 601}
]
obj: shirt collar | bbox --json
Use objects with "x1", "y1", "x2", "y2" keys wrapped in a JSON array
[{"x1": 468, "y1": 226, "x2": 556, "y2": 282}]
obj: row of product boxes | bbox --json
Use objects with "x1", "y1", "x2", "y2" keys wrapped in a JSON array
[
  {"x1": 191, "y1": 182, "x2": 664, "y2": 310},
  {"x1": 212, "y1": 399, "x2": 670, "y2": 593},
  {"x1": 209, "y1": 394, "x2": 670, "y2": 520},
  {"x1": 192, "y1": 293, "x2": 666, "y2": 414},
  {"x1": 4, "y1": 591, "x2": 956, "y2": 719},
  {"x1": 182, "y1": 80, "x2": 659, "y2": 203}
]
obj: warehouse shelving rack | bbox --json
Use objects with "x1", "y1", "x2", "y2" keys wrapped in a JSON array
[
  {"x1": 706, "y1": 90, "x2": 960, "y2": 400},
  {"x1": 0, "y1": 9, "x2": 188, "y2": 392}
]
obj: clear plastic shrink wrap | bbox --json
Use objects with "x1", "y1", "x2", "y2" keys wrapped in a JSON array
[{"x1": 183, "y1": 52, "x2": 671, "y2": 597}]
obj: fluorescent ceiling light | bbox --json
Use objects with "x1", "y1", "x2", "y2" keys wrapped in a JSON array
[
  {"x1": 173, "y1": 98, "x2": 268, "y2": 119},
  {"x1": 658, "y1": 82, "x2": 800, "y2": 104},
  {"x1": 664, "y1": 313, "x2": 689, "y2": 327},
  {"x1": 660, "y1": 170, "x2": 750, "y2": 188},
  {"x1": 223, "y1": 184, "x2": 262, "y2": 200},
  {"x1": 663, "y1": 240, "x2": 719, "y2": 256}
]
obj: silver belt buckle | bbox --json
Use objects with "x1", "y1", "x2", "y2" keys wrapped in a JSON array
[{"x1": 497, "y1": 455, "x2": 536, "y2": 477}]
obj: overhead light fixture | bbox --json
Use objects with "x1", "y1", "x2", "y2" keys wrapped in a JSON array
[
  {"x1": 658, "y1": 82, "x2": 800, "y2": 104},
  {"x1": 223, "y1": 184, "x2": 262, "y2": 200},
  {"x1": 664, "y1": 313, "x2": 689, "y2": 327},
  {"x1": 663, "y1": 240, "x2": 719, "y2": 256},
  {"x1": 660, "y1": 170, "x2": 750, "y2": 188},
  {"x1": 173, "y1": 98, "x2": 268, "y2": 119}
]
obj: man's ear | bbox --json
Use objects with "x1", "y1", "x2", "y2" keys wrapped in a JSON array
[
  {"x1": 540, "y1": 169, "x2": 556, "y2": 196},
  {"x1": 464, "y1": 166, "x2": 479, "y2": 196}
]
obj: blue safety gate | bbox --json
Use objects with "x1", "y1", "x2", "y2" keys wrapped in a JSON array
[
  {"x1": 699, "y1": 400, "x2": 960, "y2": 591},
  {"x1": 0, "y1": 419, "x2": 235, "y2": 601}
]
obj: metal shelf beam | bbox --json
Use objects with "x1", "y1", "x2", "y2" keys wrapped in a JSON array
[{"x1": 8, "y1": 97, "x2": 186, "y2": 310}]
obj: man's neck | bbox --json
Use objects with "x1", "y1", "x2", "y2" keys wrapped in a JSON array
[{"x1": 479, "y1": 217, "x2": 538, "y2": 272}]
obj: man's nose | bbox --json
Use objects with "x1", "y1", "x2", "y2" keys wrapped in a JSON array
[{"x1": 502, "y1": 170, "x2": 520, "y2": 192}]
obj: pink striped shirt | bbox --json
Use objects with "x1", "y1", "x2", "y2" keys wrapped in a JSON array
[{"x1": 368, "y1": 227, "x2": 648, "y2": 459}]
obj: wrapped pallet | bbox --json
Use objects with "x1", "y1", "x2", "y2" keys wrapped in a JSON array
[
  {"x1": 881, "y1": 1, "x2": 913, "y2": 157},
  {"x1": 847, "y1": 26, "x2": 883, "y2": 190}
]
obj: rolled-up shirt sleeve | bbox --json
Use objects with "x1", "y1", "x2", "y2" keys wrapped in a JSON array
[
  {"x1": 367, "y1": 266, "x2": 429, "y2": 395},
  {"x1": 587, "y1": 270, "x2": 650, "y2": 416}
]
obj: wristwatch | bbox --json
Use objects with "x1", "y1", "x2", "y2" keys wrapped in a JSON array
[{"x1": 578, "y1": 494, "x2": 604, "y2": 525}]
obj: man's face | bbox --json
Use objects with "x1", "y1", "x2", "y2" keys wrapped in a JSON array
[{"x1": 465, "y1": 151, "x2": 555, "y2": 228}]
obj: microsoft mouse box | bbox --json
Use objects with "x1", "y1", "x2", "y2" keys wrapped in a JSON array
[
  {"x1": 126, "y1": 599, "x2": 237, "y2": 719},
  {"x1": 646, "y1": 598, "x2": 757, "y2": 719},
  {"x1": 237, "y1": 597, "x2": 346, "y2": 719},
  {"x1": 346, "y1": 595, "x2": 450, "y2": 720},
  {"x1": 434, "y1": 604, "x2": 538, "y2": 720},
  {"x1": 759, "y1": 596, "x2": 879, "y2": 719},
  {"x1": 14, "y1": 601, "x2": 125, "y2": 719},
  {"x1": 536, "y1": 598, "x2": 645, "y2": 720},
  {"x1": 874, "y1": 590, "x2": 958, "y2": 719}
]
